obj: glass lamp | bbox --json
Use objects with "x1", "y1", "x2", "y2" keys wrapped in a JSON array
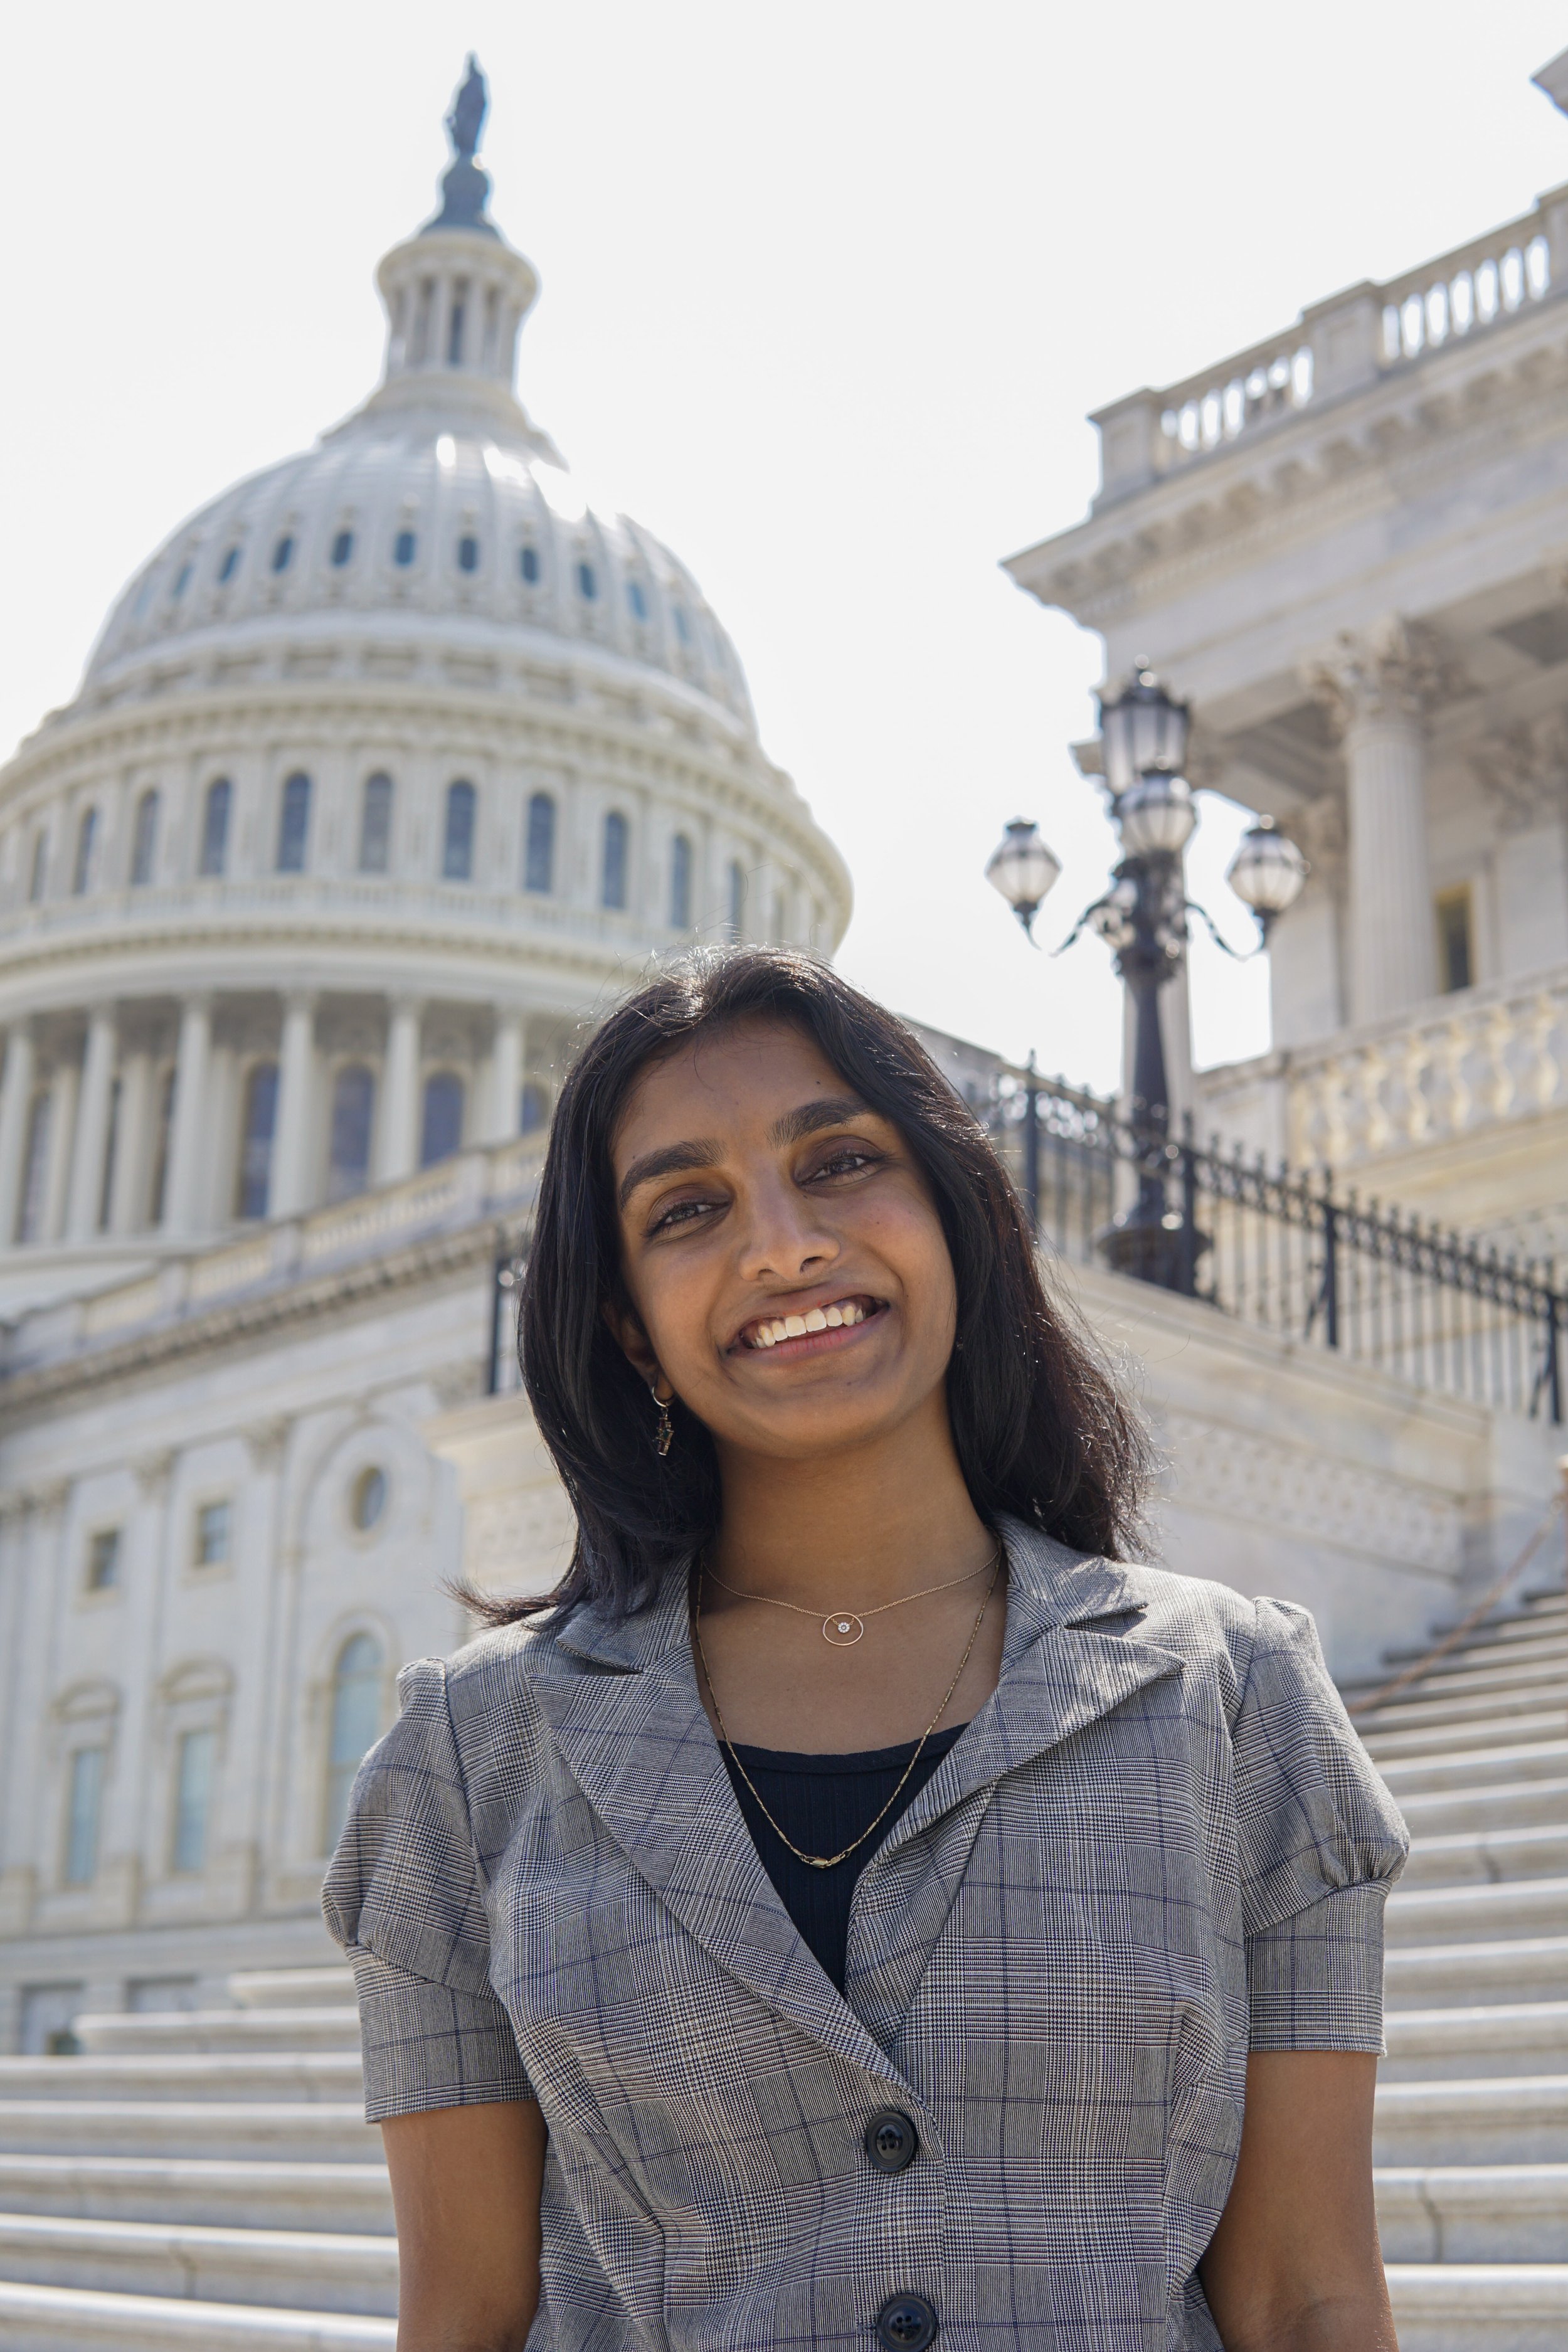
[
  {"x1": 1113, "y1": 772, "x2": 1197, "y2": 860},
  {"x1": 1226, "y1": 816, "x2": 1308, "y2": 937},
  {"x1": 985, "y1": 818, "x2": 1062, "y2": 936},
  {"x1": 1098, "y1": 665, "x2": 1192, "y2": 798}
]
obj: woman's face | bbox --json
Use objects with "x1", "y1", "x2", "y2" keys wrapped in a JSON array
[{"x1": 609, "y1": 1017, "x2": 958, "y2": 1465}]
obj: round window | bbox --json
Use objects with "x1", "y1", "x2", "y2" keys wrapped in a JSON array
[{"x1": 350, "y1": 1466, "x2": 388, "y2": 1532}]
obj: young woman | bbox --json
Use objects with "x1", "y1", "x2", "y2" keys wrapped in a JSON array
[{"x1": 326, "y1": 948, "x2": 1406, "y2": 2352}]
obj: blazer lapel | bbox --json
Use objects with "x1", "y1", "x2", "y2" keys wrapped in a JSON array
[
  {"x1": 532, "y1": 1577, "x2": 921, "y2": 2090},
  {"x1": 847, "y1": 1521, "x2": 1186, "y2": 2037}
]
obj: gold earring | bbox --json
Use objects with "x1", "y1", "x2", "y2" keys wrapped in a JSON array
[{"x1": 649, "y1": 1378, "x2": 674, "y2": 1459}]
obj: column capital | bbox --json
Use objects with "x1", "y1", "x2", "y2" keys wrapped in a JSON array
[
  {"x1": 1305, "y1": 617, "x2": 1461, "y2": 734},
  {"x1": 1468, "y1": 713, "x2": 1568, "y2": 835}
]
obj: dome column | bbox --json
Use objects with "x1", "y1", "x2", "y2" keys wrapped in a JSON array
[
  {"x1": 375, "y1": 997, "x2": 423, "y2": 1184},
  {"x1": 0, "y1": 1026, "x2": 37, "y2": 1246},
  {"x1": 65, "y1": 1008, "x2": 117, "y2": 1242},
  {"x1": 162, "y1": 996, "x2": 213, "y2": 1239},
  {"x1": 485, "y1": 1009, "x2": 524, "y2": 1143},
  {"x1": 270, "y1": 992, "x2": 319, "y2": 1219},
  {"x1": 108, "y1": 1048, "x2": 154, "y2": 1234}
]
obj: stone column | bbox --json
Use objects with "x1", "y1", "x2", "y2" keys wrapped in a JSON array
[
  {"x1": 162, "y1": 995, "x2": 213, "y2": 1238},
  {"x1": 375, "y1": 997, "x2": 423, "y2": 1183},
  {"x1": 108, "y1": 1051, "x2": 153, "y2": 1234},
  {"x1": 0, "y1": 1026, "x2": 36, "y2": 1246},
  {"x1": 40, "y1": 1058, "x2": 79, "y2": 1243},
  {"x1": 269, "y1": 993, "x2": 319, "y2": 1217},
  {"x1": 1310, "y1": 620, "x2": 1441, "y2": 1026},
  {"x1": 65, "y1": 1008, "x2": 117, "y2": 1241},
  {"x1": 485, "y1": 1009, "x2": 524, "y2": 1143}
]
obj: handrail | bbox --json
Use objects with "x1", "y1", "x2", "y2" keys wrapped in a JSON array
[{"x1": 1344, "y1": 1455, "x2": 1568, "y2": 1720}]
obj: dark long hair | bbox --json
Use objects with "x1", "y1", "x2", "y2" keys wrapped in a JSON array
[{"x1": 482, "y1": 948, "x2": 1148, "y2": 1626}]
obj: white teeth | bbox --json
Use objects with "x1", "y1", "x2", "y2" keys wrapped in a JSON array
[
  {"x1": 824, "y1": 1305, "x2": 843, "y2": 1327},
  {"x1": 803, "y1": 1307, "x2": 828, "y2": 1332},
  {"x1": 783, "y1": 1314, "x2": 807, "y2": 1338},
  {"x1": 759, "y1": 1327, "x2": 775, "y2": 1347},
  {"x1": 744, "y1": 1299, "x2": 874, "y2": 1347},
  {"x1": 843, "y1": 1301, "x2": 862, "y2": 1325}
]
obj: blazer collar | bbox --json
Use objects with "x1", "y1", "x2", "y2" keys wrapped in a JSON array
[{"x1": 532, "y1": 1518, "x2": 1183, "y2": 2080}]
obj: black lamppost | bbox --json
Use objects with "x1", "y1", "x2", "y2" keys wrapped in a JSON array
[{"x1": 986, "y1": 665, "x2": 1307, "y2": 1290}]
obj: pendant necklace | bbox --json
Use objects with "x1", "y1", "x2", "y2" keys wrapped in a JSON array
[{"x1": 703, "y1": 1547, "x2": 999, "y2": 1646}]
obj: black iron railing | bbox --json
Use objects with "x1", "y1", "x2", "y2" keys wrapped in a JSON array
[{"x1": 984, "y1": 1067, "x2": 1564, "y2": 1426}]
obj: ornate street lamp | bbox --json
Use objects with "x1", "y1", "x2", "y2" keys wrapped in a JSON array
[{"x1": 985, "y1": 665, "x2": 1307, "y2": 1291}]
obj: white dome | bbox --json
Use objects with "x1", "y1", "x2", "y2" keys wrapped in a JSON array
[{"x1": 85, "y1": 405, "x2": 758, "y2": 739}]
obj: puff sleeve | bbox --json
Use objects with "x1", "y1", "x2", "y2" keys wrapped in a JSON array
[
  {"x1": 322, "y1": 1656, "x2": 536, "y2": 2121},
  {"x1": 1232, "y1": 1597, "x2": 1410, "y2": 2052}
]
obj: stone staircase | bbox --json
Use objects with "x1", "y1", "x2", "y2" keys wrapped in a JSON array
[{"x1": 0, "y1": 1586, "x2": 1561, "y2": 2347}]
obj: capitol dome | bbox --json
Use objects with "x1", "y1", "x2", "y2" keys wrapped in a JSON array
[{"x1": 0, "y1": 63, "x2": 850, "y2": 1311}]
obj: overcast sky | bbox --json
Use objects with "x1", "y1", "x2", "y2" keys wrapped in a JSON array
[{"x1": 3, "y1": 4, "x2": 1566, "y2": 1088}]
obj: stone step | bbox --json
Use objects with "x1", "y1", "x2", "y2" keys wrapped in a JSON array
[
  {"x1": 1399, "y1": 1777, "x2": 1568, "y2": 1839},
  {"x1": 0, "y1": 2280, "x2": 395, "y2": 2349},
  {"x1": 1376, "y1": 2164, "x2": 1568, "y2": 2263},
  {"x1": 1384, "y1": 1876, "x2": 1568, "y2": 1946},
  {"x1": 1374, "y1": 2076, "x2": 1568, "y2": 2167},
  {"x1": 1384, "y1": 1936, "x2": 1568, "y2": 2007},
  {"x1": 0, "y1": 2052, "x2": 363, "y2": 2104},
  {"x1": 1384, "y1": 2261, "x2": 1568, "y2": 2352},
  {"x1": 1379, "y1": 1623, "x2": 1568, "y2": 1672},
  {"x1": 0, "y1": 2213, "x2": 398, "y2": 2317},
  {"x1": 1382, "y1": 2004, "x2": 1568, "y2": 2082},
  {"x1": 1358, "y1": 1697, "x2": 1568, "y2": 1749},
  {"x1": 75, "y1": 2010, "x2": 362, "y2": 2057},
  {"x1": 1399, "y1": 1823, "x2": 1568, "y2": 1888},
  {"x1": 1375, "y1": 1740, "x2": 1568, "y2": 1798},
  {"x1": 229, "y1": 1970, "x2": 357, "y2": 2011},
  {"x1": 0, "y1": 2154, "x2": 392, "y2": 2234},
  {"x1": 1347, "y1": 1653, "x2": 1568, "y2": 1715},
  {"x1": 0, "y1": 2102, "x2": 374, "y2": 2164}
]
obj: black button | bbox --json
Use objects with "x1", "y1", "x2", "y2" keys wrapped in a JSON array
[
  {"x1": 876, "y1": 2294, "x2": 938, "y2": 2351},
  {"x1": 864, "y1": 2107, "x2": 919, "y2": 2175}
]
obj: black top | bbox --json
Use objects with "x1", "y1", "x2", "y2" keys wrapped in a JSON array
[{"x1": 721, "y1": 1725, "x2": 968, "y2": 1993}]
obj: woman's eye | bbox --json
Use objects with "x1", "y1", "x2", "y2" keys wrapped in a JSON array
[
  {"x1": 808, "y1": 1146, "x2": 881, "y2": 1181},
  {"x1": 648, "y1": 1196, "x2": 718, "y2": 1235}
]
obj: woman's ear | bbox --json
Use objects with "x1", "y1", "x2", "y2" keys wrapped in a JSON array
[{"x1": 603, "y1": 1298, "x2": 662, "y2": 1389}]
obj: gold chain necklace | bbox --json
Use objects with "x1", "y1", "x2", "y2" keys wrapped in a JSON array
[
  {"x1": 704, "y1": 1548, "x2": 999, "y2": 1647},
  {"x1": 692, "y1": 1553, "x2": 1002, "y2": 1872}
]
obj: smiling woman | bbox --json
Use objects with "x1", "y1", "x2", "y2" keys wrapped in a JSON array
[{"x1": 325, "y1": 947, "x2": 1407, "y2": 2352}]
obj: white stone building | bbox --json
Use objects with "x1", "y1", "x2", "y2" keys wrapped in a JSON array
[{"x1": 0, "y1": 73, "x2": 849, "y2": 2053}]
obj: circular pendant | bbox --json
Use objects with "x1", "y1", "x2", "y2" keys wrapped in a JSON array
[{"x1": 823, "y1": 1613, "x2": 865, "y2": 1646}]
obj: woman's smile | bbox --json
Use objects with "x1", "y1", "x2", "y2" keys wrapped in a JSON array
[{"x1": 731, "y1": 1292, "x2": 888, "y2": 1357}]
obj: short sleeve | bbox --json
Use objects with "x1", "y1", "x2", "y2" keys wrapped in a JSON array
[
  {"x1": 1232, "y1": 1597, "x2": 1409, "y2": 2052},
  {"x1": 322, "y1": 1656, "x2": 536, "y2": 2121}
]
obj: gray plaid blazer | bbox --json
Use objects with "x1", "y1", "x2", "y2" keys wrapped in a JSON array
[{"x1": 324, "y1": 1520, "x2": 1407, "y2": 2352}]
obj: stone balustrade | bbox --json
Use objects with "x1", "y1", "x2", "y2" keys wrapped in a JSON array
[
  {"x1": 1200, "y1": 969, "x2": 1568, "y2": 1175},
  {"x1": 1094, "y1": 182, "x2": 1568, "y2": 501}
]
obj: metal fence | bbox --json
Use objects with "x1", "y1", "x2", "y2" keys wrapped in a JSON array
[{"x1": 985, "y1": 1067, "x2": 1564, "y2": 1426}]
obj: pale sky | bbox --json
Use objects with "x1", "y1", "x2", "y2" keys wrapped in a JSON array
[{"x1": 3, "y1": 3, "x2": 1566, "y2": 1089}]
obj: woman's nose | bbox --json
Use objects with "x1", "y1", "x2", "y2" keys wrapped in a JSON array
[{"x1": 734, "y1": 1173, "x2": 839, "y2": 1283}]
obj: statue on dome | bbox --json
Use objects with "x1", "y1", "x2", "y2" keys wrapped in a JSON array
[
  {"x1": 447, "y1": 56, "x2": 487, "y2": 162},
  {"x1": 423, "y1": 56, "x2": 499, "y2": 239}
]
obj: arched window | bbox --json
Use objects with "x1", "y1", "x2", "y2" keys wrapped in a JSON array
[
  {"x1": 330, "y1": 529, "x2": 354, "y2": 568},
  {"x1": 324, "y1": 1633, "x2": 383, "y2": 1850},
  {"x1": 520, "y1": 1081, "x2": 549, "y2": 1135},
  {"x1": 577, "y1": 559, "x2": 598, "y2": 601},
  {"x1": 72, "y1": 808, "x2": 97, "y2": 896},
  {"x1": 199, "y1": 779, "x2": 231, "y2": 877},
  {"x1": 420, "y1": 1071, "x2": 465, "y2": 1168},
  {"x1": 457, "y1": 535, "x2": 480, "y2": 573},
  {"x1": 359, "y1": 773, "x2": 393, "y2": 874},
  {"x1": 130, "y1": 790, "x2": 159, "y2": 887},
  {"x1": 727, "y1": 859, "x2": 745, "y2": 942},
  {"x1": 393, "y1": 529, "x2": 417, "y2": 568},
  {"x1": 601, "y1": 811, "x2": 628, "y2": 910},
  {"x1": 524, "y1": 793, "x2": 555, "y2": 894},
  {"x1": 442, "y1": 780, "x2": 476, "y2": 881},
  {"x1": 627, "y1": 579, "x2": 647, "y2": 620},
  {"x1": 171, "y1": 1728, "x2": 216, "y2": 1875},
  {"x1": 235, "y1": 1061, "x2": 278, "y2": 1220},
  {"x1": 28, "y1": 834, "x2": 47, "y2": 903},
  {"x1": 270, "y1": 534, "x2": 294, "y2": 574},
  {"x1": 669, "y1": 832, "x2": 692, "y2": 928},
  {"x1": 327, "y1": 1065, "x2": 375, "y2": 1202},
  {"x1": 172, "y1": 563, "x2": 192, "y2": 599},
  {"x1": 276, "y1": 773, "x2": 311, "y2": 872},
  {"x1": 672, "y1": 605, "x2": 691, "y2": 644},
  {"x1": 218, "y1": 546, "x2": 241, "y2": 585},
  {"x1": 16, "y1": 1092, "x2": 51, "y2": 1244},
  {"x1": 519, "y1": 544, "x2": 540, "y2": 585}
]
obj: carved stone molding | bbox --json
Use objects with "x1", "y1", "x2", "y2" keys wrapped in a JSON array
[
  {"x1": 1305, "y1": 616, "x2": 1466, "y2": 735},
  {"x1": 1468, "y1": 712, "x2": 1568, "y2": 833},
  {"x1": 1285, "y1": 793, "x2": 1346, "y2": 887},
  {"x1": 1158, "y1": 1409, "x2": 1463, "y2": 1577},
  {"x1": 242, "y1": 1416, "x2": 292, "y2": 1470}
]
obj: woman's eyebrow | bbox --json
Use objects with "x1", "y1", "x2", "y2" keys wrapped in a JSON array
[
  {"x1": 617, "y1": 1140, "x2": 718, "y2": 1211},
  {"x1": 767, "y1": 1096, "x2": 870, "y2": 1147}
]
